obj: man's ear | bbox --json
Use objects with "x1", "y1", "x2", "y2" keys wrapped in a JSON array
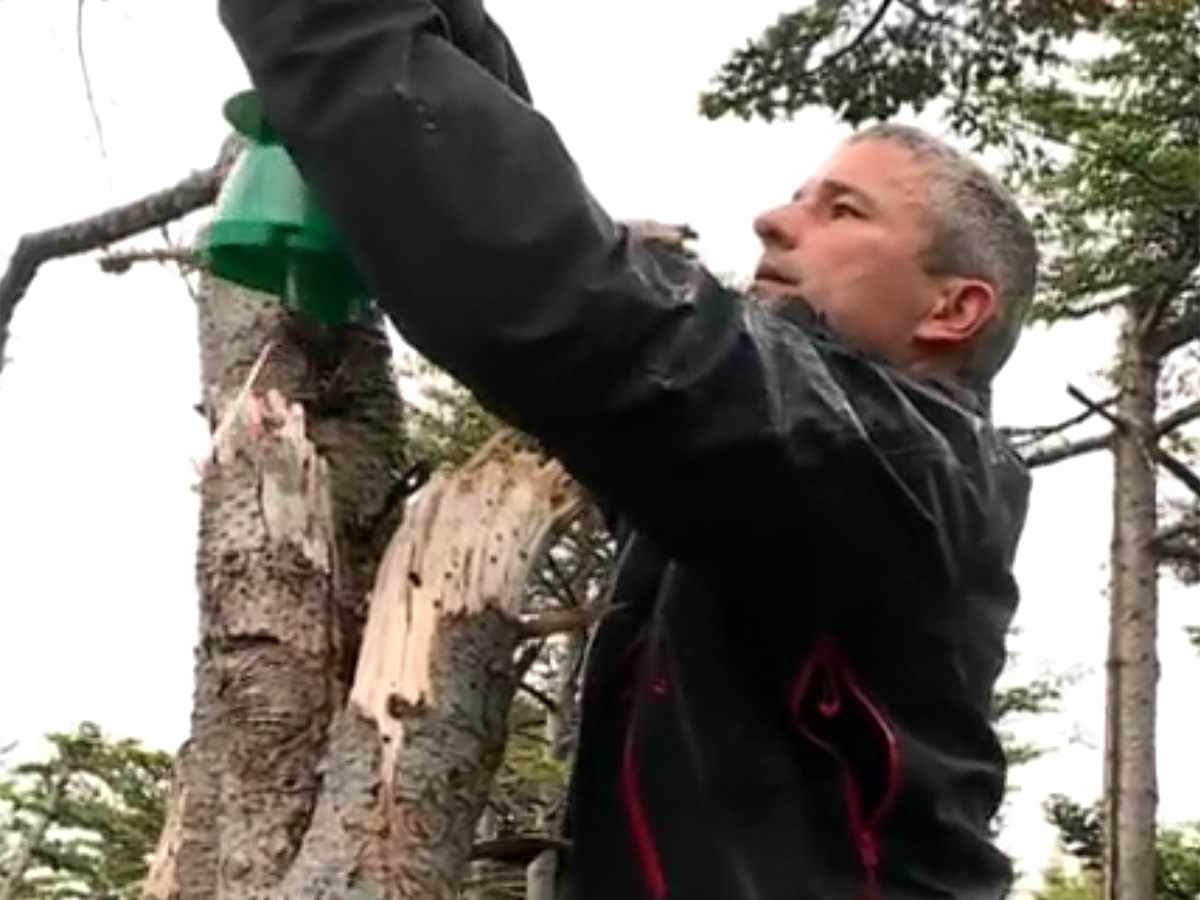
[{"x1": 914, "y1": 279, "x2": 998, "y2": 349}]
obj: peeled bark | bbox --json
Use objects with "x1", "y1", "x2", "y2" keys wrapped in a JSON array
[
  {"x1": 279, "y1": 434, "x2": 581, "y2": 900},
  {"x1": 1102, "y1": 316, "x2": 1161, "y2": 900},
  {"x1": 204, "y1": 382, "x2": 340, "y2": 899}
]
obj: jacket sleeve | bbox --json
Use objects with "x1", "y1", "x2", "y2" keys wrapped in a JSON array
[{"x1": 218, "y1": 0, "x2": 984, "y2": 611}]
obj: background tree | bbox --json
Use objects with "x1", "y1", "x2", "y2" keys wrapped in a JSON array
[
  {"x1": 1034, "y1": 796, "x2": 1200, "y2": 900},
  {"x1": 0, "y1": 722, "x2": 170, "y2": 900},
  {"x1": 1, "y1": 6, "x2": 1187, "y2": 894},
  {"x1": 701, "y1": 5, "x2": 1199, "y2": 900}
]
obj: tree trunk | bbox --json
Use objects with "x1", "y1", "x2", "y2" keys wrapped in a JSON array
[
  {"x1": 279, "y1": 433, "x2": 581, "y2": 900},
  {"x1": 525, "y1": 630, "x2": 584, "y2": 900},
  {"x1": 1102, "y1": 312, "x2": 1161, "y2": 900},
  {"x1": 138, "y1": 165, "x2": 670, "y2": 900},
  {"x1": 147, "y1": 384, "x2": 579, "y2": 900},
  {"x1": 145, "y1": 270, "x2": 409, "y2": 900}
]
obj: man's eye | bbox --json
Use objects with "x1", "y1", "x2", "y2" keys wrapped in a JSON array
[{"x1": 831, "y1": 202, "x2": 862, "y2": 219}]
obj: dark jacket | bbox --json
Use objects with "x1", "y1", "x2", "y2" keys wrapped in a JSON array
[{"x1": 218, "y1": 3, "x2": 1034, "y2": 899}]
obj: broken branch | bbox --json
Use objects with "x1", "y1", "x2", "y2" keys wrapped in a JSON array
[{"x1": 275, "y1": 431, "x2": 583, "y2": 900}]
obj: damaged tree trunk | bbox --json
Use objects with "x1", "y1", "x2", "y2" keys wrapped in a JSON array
[
  {"x1": 148, "y1": 287, "x2": 581, "y2": 900},
  {"x1": 0, "y1": 125, "x2": 691, "y2": 900},
  {"x1": 281, "y1": 433, "x2": 581, "y2": 900},
  {"x1": 147, "y1": 271, "x2": 410, "y2": 900}
]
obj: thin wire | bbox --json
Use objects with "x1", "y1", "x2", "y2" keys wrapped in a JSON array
[{"x1": 76, "y1": 0, "x2": 114, "y2": 194}]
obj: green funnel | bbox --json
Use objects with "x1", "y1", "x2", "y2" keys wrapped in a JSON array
[{"x1": 200, "y1": 91, "x2": 371, "y2": 326}]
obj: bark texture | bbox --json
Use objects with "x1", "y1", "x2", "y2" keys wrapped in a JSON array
[
  {"x1": 153, "y1": 272, "x2": 408, "y2": 900},
  {"x1": 1102, "y1": 313, "x2": 1161, "y2": 900},
  {"x1": 203, "y1": 380, "x2": 339, "y2": 900},
  {"x1": 132, "y1": 206, "x2": 678, "y2": 900},
  {"x1": 280, "y1": 434, "x2": 581, "y2": 900},
  {"x1": 143, "y1": 745, "x2": 190, "y2": 900}
]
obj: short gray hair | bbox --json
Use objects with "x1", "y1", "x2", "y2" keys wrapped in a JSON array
[{"x1": 848, "y1": 123, "x2": 1039, "y2": 387}]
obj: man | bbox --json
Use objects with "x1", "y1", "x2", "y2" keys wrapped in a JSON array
[{"x1": 218, "y1": 2, "x2": 1038, "y2": 899}]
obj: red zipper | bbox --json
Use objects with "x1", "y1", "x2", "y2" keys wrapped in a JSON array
[
  {"x1": 788, "y1": 635, "x2": 902, "y2": 900},
  {"x1": 620, "y1": 639, "x2": 669, "y2": 900}
]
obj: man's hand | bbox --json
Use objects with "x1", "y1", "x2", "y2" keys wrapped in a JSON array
[{"x1": 434, "y1": 0, "x2": 532, "y2": 102}]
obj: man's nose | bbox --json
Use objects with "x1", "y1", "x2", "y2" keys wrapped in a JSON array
[{"x1": 753, "y1": 206, "x2": 798, "y2": 250}]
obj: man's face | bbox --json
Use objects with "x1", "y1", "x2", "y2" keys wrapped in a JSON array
[{"x1": 751, "y1": 137, "x2": 994, "y2": 370}]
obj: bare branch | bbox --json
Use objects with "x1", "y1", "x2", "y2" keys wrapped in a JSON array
[
  {"x1": 1002, "y1": 395, "x2": 1116, "y2": 446},
  {"x1": 469, "y1": 835, "x2": 568, "y2": 867},
  {"x1": 98, "y1": 246, "x2": 203, "y2": 275},
  {"x1": 518, "y1": 604, "x2": 606, "y2": 639},
  {"x1": 0, "y1": 166, "x2": 221, "y2": 379},
  {"x1": 1155, "y1": 515, "x2": 1200, "y2": 545},
  {"x1": 1156, "y1": 516, "x2": 1200, "y2": 581},
  {"x1": 1159, "y1": 540, "x2": 1200, "y2": 564},
  {"x1": 539, "y1": 548, "x2": 584, "y2": 608},
  {"x1": 1156, "y1": 397, "x2": 1200, "y2": 435},
  {"x1": 1023, "y1": 432, "x2": 1112, "y2": 469},
  {"x1": 1055, "y1": 297, "x2": 1124, "y2": 321},
  {"x1": 1152, "y1": 308, "x2": 1199, "y2": 358},
  {"x1": 1066, "y1": 385, "x2": 1200, "y2": 500},
  {"x1": 810, "y1": 0, "x2": 896, "y2": 73},
  {"x1": 1021, "y1": 396, "x2": 1200, "y2": 471},
  {"x1": 1152, "y1": 518, "x2": 1200, "y2": 566},
  {"x1": 514, "y1": 640, "x2": 544, "y2": 680},
  {"x1": 517, "y1": 680, "x2": 559, "y2": 713}
]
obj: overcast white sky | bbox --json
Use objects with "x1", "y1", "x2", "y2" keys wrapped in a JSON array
[{"x1": 0, "y1": 0, "x2": 1196, "y2": 891}]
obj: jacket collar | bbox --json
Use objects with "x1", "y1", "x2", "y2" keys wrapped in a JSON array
[{"x1": 767, "y1": 296, "x2": 991, "y2": 418}]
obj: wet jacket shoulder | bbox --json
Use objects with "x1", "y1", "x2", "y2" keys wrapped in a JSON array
[{"x1": 218, "y1": 0, "x2": 1031, "y2": 628}]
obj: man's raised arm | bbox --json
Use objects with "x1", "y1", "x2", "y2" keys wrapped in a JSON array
[{"x1": 218, "y1": 0, "x2": 974, "y2": 602}]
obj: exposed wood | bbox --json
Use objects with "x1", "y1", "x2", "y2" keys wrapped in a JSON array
[
  {"x1": 200, "y1": 362, "x2": 341, "y2": 900},
  {"x1": 278, "y1": 432, "x2": 581, "y2": 900},
  {"x1": 142, "y1": 747, "x2": 190, "y2": 900},
  {"x1": 10, "y1": 162, "x2": 684, "y2": 900},
  {"x1": 143, "y1": 262, "x2": 407, "y2": 900}
]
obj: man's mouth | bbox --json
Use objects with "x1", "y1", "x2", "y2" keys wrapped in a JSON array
[
  {"x1": 752, "y1": 263, "x2": 797, "y2": 293},
  {"x1": 754, "y1": 261, "x2": 784, "y2": 281}
]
